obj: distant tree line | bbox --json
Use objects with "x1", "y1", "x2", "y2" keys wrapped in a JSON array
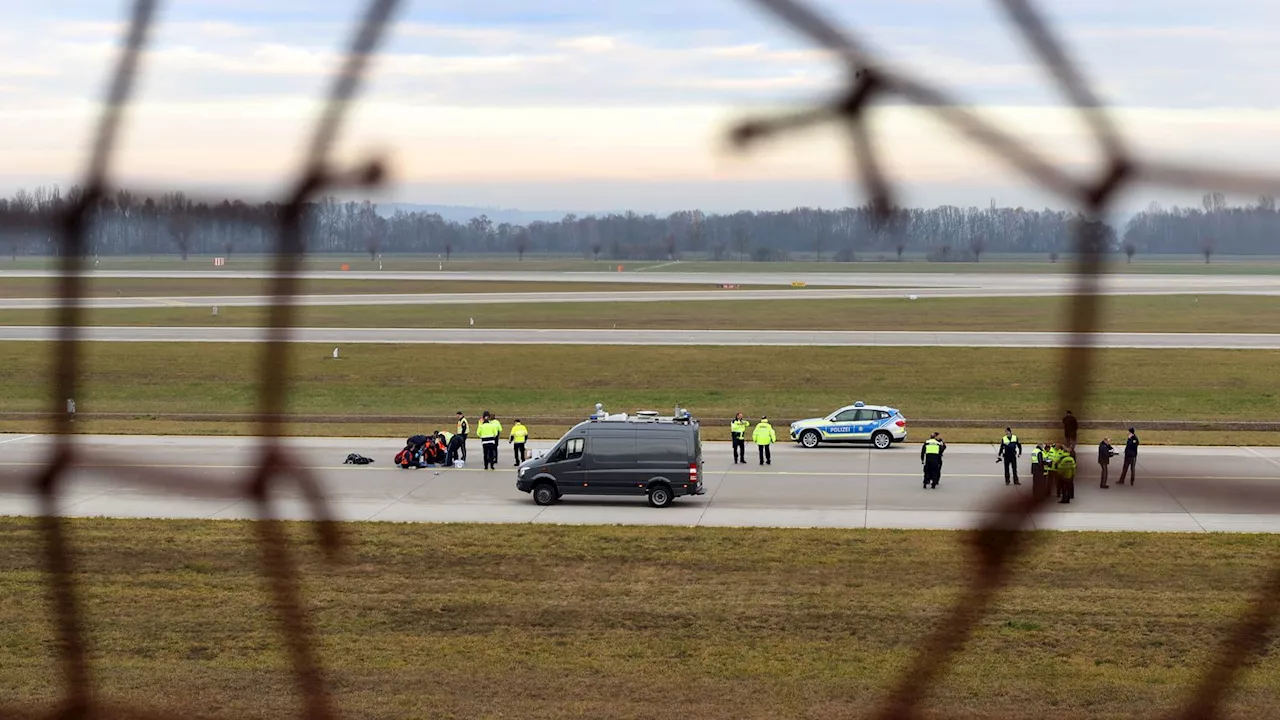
[{"x1": 0, "y1": 186, "x2": 1276, "y2": 262}]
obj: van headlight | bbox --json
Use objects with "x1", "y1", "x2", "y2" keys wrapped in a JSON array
[{"x1": 518, "y1": 466, "x2": 527, "y2": 478}]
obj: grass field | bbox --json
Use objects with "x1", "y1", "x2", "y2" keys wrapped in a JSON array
[
  {"x1": 0, "y1": 343, "x2": 1275, "y2": 441},
  {"x1": 6, "y1": 254, "x2": 1280, "y2": 275},
  {"x1": 0, "y1": 277, "x2": 774, "y2": 298},
  {"x1": 3, "y1": 519, "x2": 1280, "y2": 719},
  {"x1": 0, "y1": 294, "x2": 1274, "y2": 334}
]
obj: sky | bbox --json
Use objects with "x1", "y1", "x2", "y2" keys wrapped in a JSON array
[{"x1": 1, "y1": 0, "x2": 1279, "y2": 216}]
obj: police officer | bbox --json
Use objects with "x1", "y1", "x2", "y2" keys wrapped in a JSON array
[
  {"x1": 730, "y1": 412, "x2": 751, "y2": 464},
  {"x1": 455, "y1": 411, "x2": 470, "y2": 462},
  {"x1": 1098, "y1": 437, "x2": 1117, "y2": 488},
  {"x1": 447, "y1": 429, "x2": 465, "y2": 467},
  {"x1": 998, "y1": 427, "x2": 1022, "y2": 486},
  {"x1": 753, "y1": 416, "x2": 776, "y2": 465},
  {"x1": 921, "y1": 432, "x2": 944, "y2": 489},
  {"x1": 1118, "y1": 427, "x2": 1139, "y2": 486},
  {"x1": 1057, "y1": 446, "x2": 1077, "y2": 504},
  {"x1": 477, "y1": 411, "x2": 502, "y2": 470},
  {"x1": 440, "y1": 429, "x2": 456, "y2": 465},
  {"x1": 1044, "y1": 442, "x2": 1061, "y2": 498},
  {"x1": 1029, "y1": 443, "x2": 1046, "y2": 499},
  {"x1": 510, "y1": 419, "x2": 529, "y2": 466}
]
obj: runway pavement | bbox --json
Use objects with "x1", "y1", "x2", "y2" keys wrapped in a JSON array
[
  {"x1": 2, "y1": 434, "x2": 1278, "y2": 532},
  {"x1": 0, "y1": 270, "x2": 1276, "y2": 310},
  {"x1": 4, "y1": 268, "x2": 1280, "y2": 291},
  {"x1": 7, "y1": 285, "x2": 1279, "y2": 311},
  {"x1": 1, "y1": 326, "x2": 1278, "y2": 348}
]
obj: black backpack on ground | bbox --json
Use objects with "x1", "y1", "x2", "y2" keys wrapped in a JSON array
[{"x1": 344, "y1": 453, "x2": 375, "y2": 465}]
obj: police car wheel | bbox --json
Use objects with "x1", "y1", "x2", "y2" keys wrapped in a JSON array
[
  {"x1": 800, "y1": 430, "x2": 820, "y2": 448},
  {"x1": 648, "y1": 483, "x2": 672, "y2": 508},
  {"x1": 872, "y1": 431, "x2": 892, "y2": 450},
  {"x1": 533, "y1": 483, "x2": 557, "y2": 506}
]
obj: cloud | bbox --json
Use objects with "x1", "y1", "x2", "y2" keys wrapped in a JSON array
[
  {"x1": 3, "y1": 1, "x2": 1280, "y2": 213},
  {"x1": 556, "y1": 35, "x2": 618, "y2": 53}
]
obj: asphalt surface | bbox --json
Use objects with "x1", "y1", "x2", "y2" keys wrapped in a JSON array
[
  {"x1": 0, "y1": 270, "x2": 1276, "y2": 310},
  {"x1": 2, "y1": 434, "x2": 1278, "y2": 532},
  {"x1": 1, "y1": 326, "x2": 1277, "y2": 348},
  {"x1": 4, "y1": 268, "x2": 1280, "y2": 290}
]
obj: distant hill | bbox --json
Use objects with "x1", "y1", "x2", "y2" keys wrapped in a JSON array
[{"x1": 375, "y1": 203, "x2": 588, "y2": 225}]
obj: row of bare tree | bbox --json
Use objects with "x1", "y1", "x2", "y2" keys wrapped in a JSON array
[{"x1": 0, "y1": 186, "x2": 1274, "y2": 262}]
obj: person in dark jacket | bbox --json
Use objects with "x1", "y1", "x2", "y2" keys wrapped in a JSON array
[
  {"x1": 998, "y1": 427, "x2": 1022, "y2": 486},
  {"x1": 1029, "y1": 443, "x2": 1047, "y2": 500},
  {"x1": 1118, "y1": 427, "x2": 1140, "y2": 485},
  {"x1": 921, "y1": 432, "x2": 946, "y2": 489},
  {"x1": 1098, "y1": 437, "x2": 1117, "y2": 488},
  {"x1": 1062, "y1": 410, "x2": 1079, "y2": 455}
]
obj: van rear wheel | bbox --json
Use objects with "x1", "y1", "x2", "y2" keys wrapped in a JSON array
[
  {"x1": 872, "y1": 431, "x2": 893, "y2": 450},
  {"x1": 648, "y1": 483, "x2": 673, "y2": 508},
  {"x1": 532, "y1": 483, "x2": 558, "y2": 506}
]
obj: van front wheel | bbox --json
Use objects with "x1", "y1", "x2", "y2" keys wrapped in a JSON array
[
  {"x1": 533, "y1": 483, "x2": 558, "y2": 506},
  {"x1": 648, "y1": 483, "x2": 673, "y2": 508}
]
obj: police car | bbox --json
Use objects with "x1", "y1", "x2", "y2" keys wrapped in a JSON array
[{"x1": 789, "y1": 401, "x2": 907, "y2": 450}]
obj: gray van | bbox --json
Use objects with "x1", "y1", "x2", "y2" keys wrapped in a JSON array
[{"x1": 515, "y1": 413, "x2": 704, "y2": 508}]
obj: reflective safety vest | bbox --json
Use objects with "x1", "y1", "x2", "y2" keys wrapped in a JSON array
[
  {"x1": 441, "y1": 431, "x2": 454, "y2": 444},
  {"x1": 478, "y1": 420, "x2": 501, "y2": 439},
  {"x1": 1002, "y1": 434, "x2": 1018, "y2": 447},
  {"x1": 1057, "y1": 453, "x2": 1077, "y2": 480},
  {"x1": 510, "y1": 423, "x2": 528, "y2": 443},
  {"x1": 1029, "y1": 447, "x2": 1042, "y2": 466},
  {"x1": 457, "y1": 417, "x2": 469, "y2": 436},
  {"x1": 752, "y1": 421, "x2": 776, "y2": 445},
  {"x1": 924, "y1": 439, "x2": 942, "y2": 455},
  {"x1": 1044, "y1": 448, "x2": 1060, "y2": 470},
  {"x1": 730, "y1": 419, "x2": 751, "y2": 438}
]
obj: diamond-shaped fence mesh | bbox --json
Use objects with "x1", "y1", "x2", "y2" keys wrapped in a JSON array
[{"x1": 5, "y1": 0, "x2": 1280, "y2": 717}]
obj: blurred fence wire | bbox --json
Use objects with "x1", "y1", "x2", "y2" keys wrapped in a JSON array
[{"x1": 6, "y1": 0, "x2": 1280, "y2": 717}]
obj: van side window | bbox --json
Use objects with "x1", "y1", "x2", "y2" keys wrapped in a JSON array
[
  {"x1": 639, "y1": 434, "x2": 688, "y2": 465},
  {"x1": 565, "y1": 438, "x2": 585, "y2": 460}
]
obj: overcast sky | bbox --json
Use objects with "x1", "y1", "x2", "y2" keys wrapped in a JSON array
[{"x1": 2, "y1": 0, "x2": 1278, "y2": 215}]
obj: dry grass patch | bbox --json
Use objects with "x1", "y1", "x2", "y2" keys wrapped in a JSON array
[{"x1": 2, "y1": 520, "x2": 1280, "y2": 718}]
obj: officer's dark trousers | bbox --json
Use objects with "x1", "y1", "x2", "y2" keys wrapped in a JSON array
[
  {"x1": 1004, "y1": 455, "x2": 1019, "y2": 484},
  {"x1": 732, "y1": 436, "x2": 746, "y2": 463},
  {"x1": 1031, "y1": 464, "x2": 1046, "y2": 499},
  {"x1": 447, "y1": 437, "x2": 463, "y2": 465},
  {"x1": 1048, "y1": 471, "x2": 1059, "y2": 497},
  {"x1": 1059, "y1": 477, "x2": 1075, "y2": 502},
  {"x1": 482, "y1": 440, "x2": 498, "y2": 469},
  {"x1": 1099, "y1": 461, "x2": 1110, "y2": 487},
  {"x1": 513, "y1": 442, "x2": 526, "y2": 465},
  {"x1": 1118, "y1": 456, "x2": 1136, "y2": 485},
  {"x1": 758, "y1": 444, "x2": 771, "y2": 464},
  {"x1": 457, "y1": 437, "x2": 467, "y2": 461},
  {"x1": 924, "y1": 457, "x2": 942, "y2": 487}
]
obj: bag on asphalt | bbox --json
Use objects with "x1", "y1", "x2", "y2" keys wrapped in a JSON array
[{"x1": 344, "y1": 453, "x2": 375, "y2": 465}]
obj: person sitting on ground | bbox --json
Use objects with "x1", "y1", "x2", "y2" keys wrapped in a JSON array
[{"x1": 421, "y1": 440, "x2": 439, "y2": 466}]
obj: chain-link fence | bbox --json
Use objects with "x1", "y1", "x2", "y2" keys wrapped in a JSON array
[{"x1": 4, "y1": 0, "x2": 1280, "y2": 717}]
